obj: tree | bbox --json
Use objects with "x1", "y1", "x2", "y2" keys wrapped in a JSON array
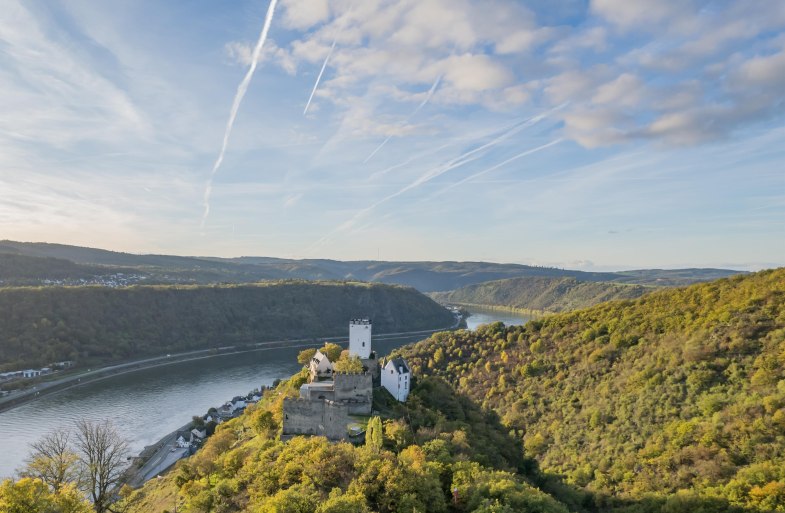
[
  {"x1": 297, "y1": 348, "x2": 317, "y2": 366},
  {"x1": 22, "y1": 429, "x2": 82, "y2": 492},
  {"x1": 366, "y1": 417, "x2": 384, "y2": 451},
  {"x1": 316, "y1": 488, "x2": 370, "y2": 513},
  {"x1": 252, "y1": 409, "x2": 279, "y2": 437},
  {"x1": 384, "y1": 419, "x2": 414, "y2": 452},
  {"x1": 333, "y1": 355, "x2": 363, "y2": 373},
  {"x1": 0, "y1": 477, "x2": 91, "y2": 513},
  {"x1": 73, "y1": 419, "x2": 129, "y2": 513},
  {"x1": 320, "y1": 343, "x2": 343, "y2": 362}
]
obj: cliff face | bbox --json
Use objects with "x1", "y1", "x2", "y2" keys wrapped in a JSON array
[{"x1": 0, "y1": 281, "x2": 454, "y2": 369}]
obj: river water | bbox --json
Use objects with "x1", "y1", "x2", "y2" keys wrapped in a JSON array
[
  {"x1": 0, "y1": 310, "x2": 531, "y2": 479},
  {"x1": 464, "y1": 306, "x2": 533, "y2": 331}
]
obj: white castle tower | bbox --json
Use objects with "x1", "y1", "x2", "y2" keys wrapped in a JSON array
[{"x1": 349, "y1": 318, "x2": 372, "y2": 359}]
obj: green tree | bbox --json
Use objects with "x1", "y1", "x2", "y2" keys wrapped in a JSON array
[
  {"x1": 320, "y1": 343, "x2": 343, "y2": 362},
  {"x1": 316, "y1": 488, "x2": 369, "y2": 513},
  {"x1": 21, "y1": 429, "x2": 82, "y2": 492},
  {"x1": 251, "y1": 409, "x2": 279, "y2": 438},
  {"x1": 255, "y1": 483, "x2": 319, "y2": 513},
  {"x1": 366, "y1": 417, "x2": 384, "y2": 451},
  {"x1": 297, "y1": 348, "x2": 317, "y2": 366},
  {"x1": 334, "y1": 355, "x2": 363, "y2": 373},
  {"x1": 384, "y1": 419, "x2": 414, "y2": 452},
  {"x1": 0, "y1": 478, "x2": 91, "y2": 513}
]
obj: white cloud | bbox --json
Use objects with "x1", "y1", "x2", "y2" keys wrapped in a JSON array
[
  {"x1": 226, "y1": 39, "x2": 298, "y2": 75},
  {"x1": 438, "y1": 54, "x2": 513, "y2": 92},
  {"x1": 563, "y1": 108, "x2": 630, "y2": 148},
  {"x1": 592, "y1": 73, "x2": 645, "y2": 108},
  {"x1": 735, "y1": 45, "x2": 785, "y2": 89},
  {"x1": 279, "y1": 0, "x2": 330, "y2": 30},
  {"x1": 590, "y1": 0, "x2": 700, "y2": 32}
]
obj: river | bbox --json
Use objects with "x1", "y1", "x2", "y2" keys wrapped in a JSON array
[
  {"x1": 464, "y1": 306, "x2": 533, "y2": 330},
  {"x1": 0, "y1": 310, "x2": 531, "y2": 479}
]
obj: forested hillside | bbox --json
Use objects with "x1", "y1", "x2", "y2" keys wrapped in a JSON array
[
  {"x1": 402, "y1": 268, "x2": 785, "y2": 511},
  {"x1": 430, "y1": 276, "x2": 651, "y2": 313},
  {"x1": 0, "y1": 253, "x2": 111, "y2": 283},
  {"x1": 0, "y1": 281, "x2": 454, "y2": 370},
  {"x1": 12, "y1": 269, "x2": 785, "y2": 513},
  {"x1": 115, "y1": 369, "x2": 569, "y2": 513}
]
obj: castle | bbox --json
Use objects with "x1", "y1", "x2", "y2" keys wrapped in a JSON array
[{"x1": 281, "y1": 319, "x2": 411, "y2": 441}]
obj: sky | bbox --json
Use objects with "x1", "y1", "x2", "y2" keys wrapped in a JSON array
[{"x1": 1, "y1": 0, "x2": 784, "y2": 271}]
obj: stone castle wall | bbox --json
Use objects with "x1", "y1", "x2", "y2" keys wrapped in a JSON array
[
  {"x1": 282, "y1": 398, "x2": 351, "y2": 441},
  {"x1": 333, "y1": 372, "x2": 373, "y2": 415}
]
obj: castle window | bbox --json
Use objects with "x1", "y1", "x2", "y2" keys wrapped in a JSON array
[{"x1": 362, "y1": 342, "x2": 365, "y2": 347}]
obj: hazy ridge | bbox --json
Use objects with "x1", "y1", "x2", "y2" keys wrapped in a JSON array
[
  {"x1": 430, "y1": 275, "x2": 652, "y2": 313},
  {"x1": 0, "y1": 240, "x2": 744, "y2": 292}
]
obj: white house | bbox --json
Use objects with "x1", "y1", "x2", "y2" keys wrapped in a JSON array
[
  {"x1": 381, "y1": 357, "x2": 411, "y2": 402},
  {"x1": 309, "y1": 350, "x2": 334, "y2": 381},
  {"x1": 190, "y1": 427, "x2": 207, "y2": 443},
  {"x1": 231, "y1": 396, "x2": 247, "y2": 411},
  {"x1": 22, "y1": 369, "x2": 42, "y2": 378},
  {"x1": 349, "y1": 319, "x2": 372, "y2": 359}
]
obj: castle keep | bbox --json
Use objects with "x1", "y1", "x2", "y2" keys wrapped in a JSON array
[{"x1": 282, "y1": 319, "x2": 411, "y2": 441}]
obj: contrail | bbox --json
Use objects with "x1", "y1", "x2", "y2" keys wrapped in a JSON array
[
  {"x1": 411, "y1": 74, "x2": 442, "y2": 116},
  {"x1": 433, "y1": 138, "x2": 565, "y2": 198},
  {"x1": 201, "y1": 0, "x2": 278, "y2": 227},
  {"x1": 363, "y1": 75, "x2": 442, "y2": 164},
  {"x1": 366, "y1": 117, "x2": 542, "y2": 182},
  {"x1": 303, "y1": 38, "x2": 337, "y2": 115},
  {"x1": 306, "y1": 109, "x2": 557, "y2": 253}
]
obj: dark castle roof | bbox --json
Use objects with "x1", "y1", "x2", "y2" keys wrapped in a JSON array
[{"x1": 388, "y1": 356, "x2": 410, "y2": 374}]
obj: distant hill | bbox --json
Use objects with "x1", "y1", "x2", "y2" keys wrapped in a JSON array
[
  {"x1": 0, "y1": 253, "x2": 116, "y2": 284},
  {"x1": 0, "y1": 240, "x2": 745, "y2": 292},
  {"x1": 611, "y1": 268, "x2": 748, "y2": 287},
  {"x1": 0, "y1": 281, "x2": 454, "y2": 370},
  {"x1": 402, "y1": 267, "x2": 785, "y2": 511},
  {"x1": 430, "y1": 276, "x2": 651, "y2": 313}
]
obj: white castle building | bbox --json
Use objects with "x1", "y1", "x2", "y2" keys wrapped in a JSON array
[
  {"x1": 349, "y1": 318, "x2": 372, "y2": 359},
  {"x1": 381, "y1": 356, "x2": 411, "y2": 402}
]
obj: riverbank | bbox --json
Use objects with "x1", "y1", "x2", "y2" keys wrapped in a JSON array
[
  {"x1": 0, "y1": 324, "x2": 458, "y2": 415},
  {"x1": 447, "y1": 302, "x2": 550, "y2": 319},
  {"x1": 124, "y1": 421, "x2": 194, "y2": 488}
]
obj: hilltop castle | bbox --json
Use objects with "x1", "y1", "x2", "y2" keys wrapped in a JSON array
[{"x1": 282, "y1": 319, "x2": 411, "y2": 441}]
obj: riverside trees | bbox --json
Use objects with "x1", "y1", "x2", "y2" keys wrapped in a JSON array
[{"x1": 13, "y1": 419, "x2": 129, "y2": 513}]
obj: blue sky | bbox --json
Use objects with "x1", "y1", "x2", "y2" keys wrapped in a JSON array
[{"x1": 1, "y1": 0, "x2": 784, "y2": 270}]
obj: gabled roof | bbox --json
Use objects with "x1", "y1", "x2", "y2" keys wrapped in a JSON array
[
  {"x1": 312, "y1": 350, "x2": 330, "y2": 364},
  {"x1": 385, "y1": 356, "x2": 410, "y2": 374}
]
